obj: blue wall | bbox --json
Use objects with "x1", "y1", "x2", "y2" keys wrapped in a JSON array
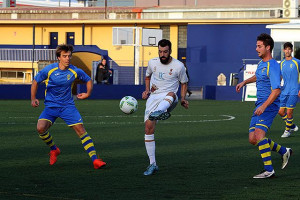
[
  {"x1": 186, "y1": 24, "x2": 270, "y2": 87},
  {"x1": 0, "y1": 84, "x2": 145, "y2": 100}
]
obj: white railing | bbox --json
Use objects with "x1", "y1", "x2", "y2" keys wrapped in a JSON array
[
  {"x1": 8, "y1": 0, "x2": 136, "y2": 7},
  {"x1": 0, "y1": 49, "x2": 56, "y2": 62}
]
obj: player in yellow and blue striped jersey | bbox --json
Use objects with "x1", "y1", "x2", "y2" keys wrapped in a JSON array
[
  {"x1": 278, "y1": 42, "x2": 300, "y2": 138},
  {"x1": 31, "y1": 44, "x2": 106, "y2": 169},
  {"x1": 236, "y1": 33, "x2": 292, "y2": 179}
]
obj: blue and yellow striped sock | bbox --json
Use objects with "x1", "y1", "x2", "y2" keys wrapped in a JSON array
[
  {"x1": 286, "y1": 118, "x2": 294, "y2": 131},
  {"x1": 267, "y1": 138, "x2": 287, "y2": 156},
  {"x1": 39, "y1": 131, "x2": 57, "y2": 150},
  {"x1": 281, "y1": 113, "x2": 287, "y2": 122},
  {"x1": 80, "y1": 132, "x2": 97, "y2": 161},
  {"x1": 257, "y1": 137, "x2": 273, "y2": 172}
]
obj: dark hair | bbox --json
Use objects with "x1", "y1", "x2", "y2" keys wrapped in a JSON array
[
  {"x1": 56, "y1": 44, "x2": 74, "y2": 58},
  {"x1": 158, "y1": 39, "x2": 172, "y2": 51},
  {"x1": 284, "y1": 42, "x2": 293, "y2": 50},
  {"x1": 257, "y1": 33, "x2": 274, "y2": 52},
  {"x1": 100, "y1": 58, "x2": 107, "y2": 67}
]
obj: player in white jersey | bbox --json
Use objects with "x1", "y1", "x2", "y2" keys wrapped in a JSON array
[{"x1": 142, "y1": 39, "x2": 189, "y2": 175}]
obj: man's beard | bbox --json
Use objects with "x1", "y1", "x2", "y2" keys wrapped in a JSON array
[{"x1": 160, "y1": 56, "x2": 170, "y2": 64}]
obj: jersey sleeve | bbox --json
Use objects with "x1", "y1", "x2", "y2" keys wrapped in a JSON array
[
  {"x1": 269, "y1": 61, "x2": 281, "y2": 90},
  {"x1": 178, "y1": 64, "x2": 189, "y2": 83},
  {"x1": 77, "y1": 68, "x2": 91, "y2": 82},
  {"x1": 146, "y1": 60, "x2": 154, "y2": 77},
  {"x1": 34, "y1": 67, "x2": 49, "y2": 83}
]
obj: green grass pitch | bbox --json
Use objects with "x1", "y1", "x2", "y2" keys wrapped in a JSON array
[{"x1": 1, "y1": 99, "x2": 300, "y2": 200}]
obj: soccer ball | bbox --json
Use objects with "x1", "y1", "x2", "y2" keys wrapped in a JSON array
[{"x1": 119, "y1": 96, "x2": 138, "y2": 114}]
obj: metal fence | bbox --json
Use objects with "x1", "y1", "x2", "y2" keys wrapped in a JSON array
[
  {"x1": 16, "y1": 0, "x2": 136, "y2": 8},
  {"x1": 80, "y1": 0, "x2": 135, "y2": 7},
  {"x1": 0, "y1": 49, "x2": 56, "y2": 62}
]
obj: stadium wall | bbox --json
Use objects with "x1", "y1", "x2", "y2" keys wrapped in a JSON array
[
  {"x1": 0, "y1": 84, "x2": 145, "y2": 100},
  {"x1": 186, "y1": 24, "x2": 270, "y2": 87}
]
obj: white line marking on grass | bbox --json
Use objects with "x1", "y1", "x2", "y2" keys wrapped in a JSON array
[{"x1": 2, "y1": 115, "x2": 235, "y2": 125}]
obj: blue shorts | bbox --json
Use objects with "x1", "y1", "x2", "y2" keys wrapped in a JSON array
[
  {"x1": 249, "y1": 108, "x2": 278, "y2": 133},
  {"x1": 39, "y1": 106, "x2": 83, "y2": 126},
  {"x1": 280, "y1": 95, "x2": 298, "y2": 109}
]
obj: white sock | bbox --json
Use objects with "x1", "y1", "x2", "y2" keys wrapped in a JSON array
[
  {"x1": 155, "y1": 96, "x2": 174, "y2": 112},
  {"x1": 145, "y1": 134, "x2": 156, "y2": 165}
]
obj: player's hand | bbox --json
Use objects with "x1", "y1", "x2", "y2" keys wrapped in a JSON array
[
  {"x1": 298, "y1": 90, "x2": 300, "y2": 97},
  {"x1": 142, "y1": 90, "x2": 150, "y2": 99},
  {"x1": 181, "y1": 99, "x2": 189, "y2": 109},
  {"x1": 77, "y1": 93, "x2": 89, "y2": 100},
  {"x1": 31, "y1": 99, "x2": 39, "y2": 107},
  {"x1": 236, "y1": 82, "x2": 244, "y2": 93},
  {"x1": 254, "y1": 105, "x2": 266, "y2": 116}
]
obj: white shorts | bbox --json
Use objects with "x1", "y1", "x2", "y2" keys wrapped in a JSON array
[{"x1": 144, "y1": 92, "x2": 178, "y2": 122}]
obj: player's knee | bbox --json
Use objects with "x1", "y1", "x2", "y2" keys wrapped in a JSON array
[
  {"x1": 249, "y1": 139, "x2": 257, "y2": 145},
  {"x1": 249, "y1": 136, "x2": 257, "y2": 145},
  {"x1": 278, "y1": 109, "x2": 285, "y2": 116},
  {"x1": 166, "y1": 92, "x2": 176, "y2": 99},
  {"x1": 145, "y1": 125, "x2": 155, "y2": 135},
  {"x1": 37, "y1": 125, "x2": 47, "y2": 134},
  {"x1": 286, "y1": 110, "x2": 293, "y2": 118}
]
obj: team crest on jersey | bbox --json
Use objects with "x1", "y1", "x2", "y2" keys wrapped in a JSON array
[
  {"x1": 290, "y1": 64, "x2": 293, "y2": 68},
  {"x1": 153, "y1": 66, "x2": 156, "y2": 72},
  {"x1": 169, "y1": 69, "x2": 173, "y2": 75},
  {"x1": 262, "y1": 67, "x2": 266, "y2": 73},
  {"x1": 67, "y1": 74, "x2": 71, "y2": 80}
]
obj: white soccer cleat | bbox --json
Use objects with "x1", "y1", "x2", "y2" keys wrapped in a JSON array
[
  {"x1": 143, "y1": 163, "x2": 159, "y2": 176},
  {"x1": 253, "y1": 170, "x2": 275, "y2": 179},
  {"x1": 282, "y1": 148, "x2": 292, "y2": 169},
  {"x1": 149, "y1": 110, "x2": 171, "y2": 121},
  {"x1": 281, "y1": 130, "x2": 291, "y2": 138},
  {"x1": 291, "y1": 125, "x2": 298, "y2": 132}
]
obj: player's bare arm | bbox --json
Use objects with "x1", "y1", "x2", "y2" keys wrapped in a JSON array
[
  {"x1": 31, "y1": 79, "x2": 40, "y2": 107},
  {"x1": 180, "y1": 82, "x2": 189, "y2": 109},
  {"x1": 77, "y1": 80, "x2": 93, "y2": 99},
  {"x1": 254, "y1": 88, "x2": 280, "y2": 116},
  {"x1": 142, "y1": 76, "x2": 151, "y2": 99},
  {"x1": 236, "y1": 75, "x2": 257, "y2": 93}
]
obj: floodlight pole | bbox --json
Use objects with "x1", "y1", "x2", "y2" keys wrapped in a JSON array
[{"x1": 134, "y1": 26, "x2": 141, "y2": 85}]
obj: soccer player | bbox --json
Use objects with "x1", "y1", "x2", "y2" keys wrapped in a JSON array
[
  {"x1": 142, "y1": 39, "x2": 189, "y2": 176},
  {"x1": 236, "y1": 33, "x2": 292, "y2": 178},
  {"x1": 278, "y1": 42, "x2": 300, "y2": 138},
  {"x1": 31, "y1": 44, "x2": 106, "y2": 169}
]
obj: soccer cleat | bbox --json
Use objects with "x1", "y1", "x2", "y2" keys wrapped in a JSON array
[
  {"x1": 49, "y1": 148, "x2": 61, "y2": 165},
  {"x1": 143, "y1": 163, "x2": 159, "y2": 176},
  {"x1": 253, "y1": 170, "x2": 275, "y2": 179},
  {"x1": 282, "y1": 148, "x2": 292, "y2": 169},
  {"x1": 149, "y1": 110, "x2": 171, "y2": 121},
  {"x1": 93, "y1": 158, "x2": 106, "y2": 169},
  {"x1": 291, "y1": 125, "x2": 298, "y2": 132},
  {"x1": 281, "y1": 130, "x2": 291, "y2": 138}
]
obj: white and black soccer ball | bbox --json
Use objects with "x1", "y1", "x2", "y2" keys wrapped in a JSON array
[{"x1": 119, "y1": 96, "x2": 138, "y2": 114}]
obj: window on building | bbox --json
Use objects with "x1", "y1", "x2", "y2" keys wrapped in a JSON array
[
  {"x1": 274, "y1": 42, "x2": 300, "y2": 60},
  {"x1": 294, "y1": 42, "x2": 300, "y2": 59},
  {"x1": 160, "y1": 25, "x2": 170, "y2": 40},
  {"x1": 178, "y1": 25, "x2": 187, "y2": 48},
  {"x1": 0, "y1": 71, "x2": 23, "y2": 79},
  {"x1": 273, "y1": 42, "x2": 284, "y2": 61}
]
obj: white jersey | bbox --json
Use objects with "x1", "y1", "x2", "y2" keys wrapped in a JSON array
[{"x1": 146, "y1": 57, "x2": 188, "y2": 94}]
